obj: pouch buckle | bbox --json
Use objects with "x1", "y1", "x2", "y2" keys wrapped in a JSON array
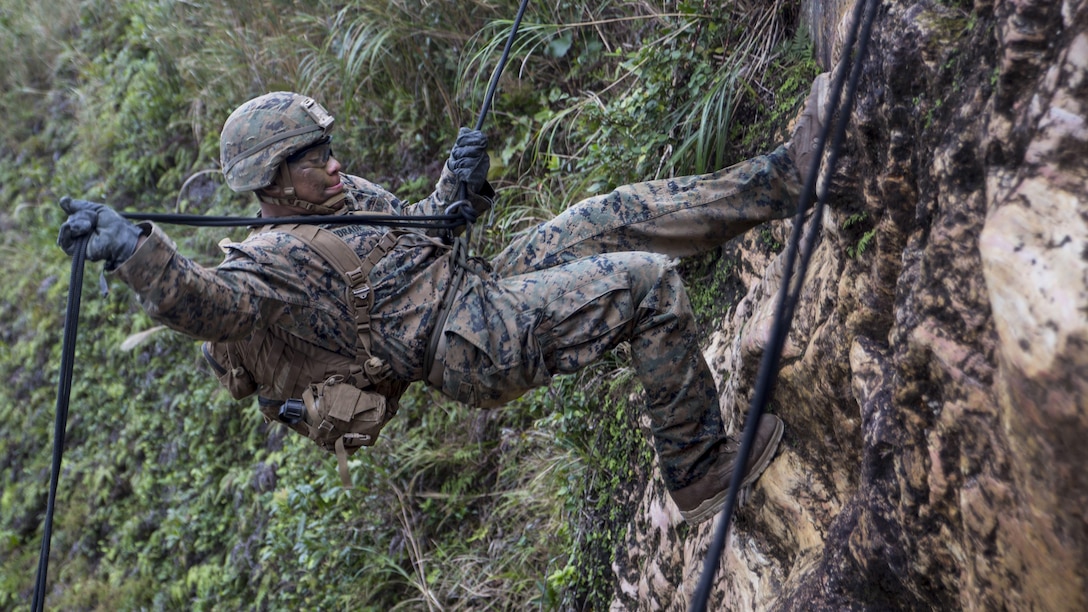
[{"x1": 278, "y1": 398, "x2": 306, "y2": 425}]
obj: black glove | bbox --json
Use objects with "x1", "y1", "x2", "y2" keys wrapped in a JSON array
[
  {"x1": 447, "y1": 127, "x2": 490, "y2": 194},
  {"x1": 57, "y1": 197, "x2": 142, "y2": 269}
]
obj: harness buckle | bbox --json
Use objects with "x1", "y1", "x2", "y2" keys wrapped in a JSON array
[{"x1": 346, "y1": 267, "x2": 366, "y2": 286}]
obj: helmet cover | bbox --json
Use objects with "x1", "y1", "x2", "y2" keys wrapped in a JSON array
[{"x1": 220, "y1": 92, "x2": 335, "y2": 192}]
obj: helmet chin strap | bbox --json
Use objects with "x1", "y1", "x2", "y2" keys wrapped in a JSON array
[{"x1": 259, "y1": 162, "x2": 347, "y2": 215}]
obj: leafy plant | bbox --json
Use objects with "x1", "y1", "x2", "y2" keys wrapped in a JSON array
[{"x1": 848, "y1": 228, "x2": 877, "y2": 258}]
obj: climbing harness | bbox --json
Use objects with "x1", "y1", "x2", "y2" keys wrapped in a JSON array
[
  {"x1": 33, "y1": 1, "x2": 532, "y2": 606},
  {"x1": 687, "y1": 0, "x2": 881, "y2": 609}
]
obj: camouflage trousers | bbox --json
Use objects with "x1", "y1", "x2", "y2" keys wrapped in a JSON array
[{"x1": 434, "y1": 146, "x2": 800, "y2": 491}]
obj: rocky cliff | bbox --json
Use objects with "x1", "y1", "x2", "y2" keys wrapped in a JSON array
[{"x1": 615, "y1": 0, "x2": 1088, "y2": 608}]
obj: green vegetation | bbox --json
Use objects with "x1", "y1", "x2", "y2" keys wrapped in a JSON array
[
  {"x1": 842, "y1": 211, "x2": 875, "y2": 259},
  {"x1": 0, "y1": 0, "x2": 814, "y2": 608}
]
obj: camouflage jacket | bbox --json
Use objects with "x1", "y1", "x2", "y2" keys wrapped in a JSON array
[{"x1": 114, "y1": 165, "x2": 491, "y2": 393}]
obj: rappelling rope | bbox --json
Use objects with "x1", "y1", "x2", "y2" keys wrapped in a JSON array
[
  {"x1": 32, "y1": 236, "x2": 87, "y2": 612},
  {"x1": 443, "y1": 0, "x2": 531, "y2": 249},
  {"x1": 122, "y1": 211, "x2": 473, "y2": 230},
  {"x1": 688, "y1": 0, "x2": 881, "y2": 609},
  {"x1": 473, "y1": 0, "x2": 530, "y2": 133}
]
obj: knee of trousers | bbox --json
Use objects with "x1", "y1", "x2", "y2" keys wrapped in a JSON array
[{"x1": 622, "y1": 254, "x2": 694, "y2": 329}]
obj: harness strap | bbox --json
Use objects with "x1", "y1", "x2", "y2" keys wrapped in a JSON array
[
  {"x1": 267, "y1": 221, "x2": 401, "y2": 384},
  {"x1": 334, "y1": 437, "x2": 352, "y2": 487},
  {"x1": 424, "y1": 236, "x2": 468, "y2": 388},
  {"x1": 261, "y1": 184, "x2": 348, "y2": 215}
]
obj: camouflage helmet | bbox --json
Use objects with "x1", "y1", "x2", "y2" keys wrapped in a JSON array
[{"x1": 220, "y1": 92, "x2": 335, "y2": 192}]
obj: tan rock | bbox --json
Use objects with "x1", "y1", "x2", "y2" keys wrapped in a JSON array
[{"x1": 616, "y1": 0, "x2": 1088, "y2": 609}]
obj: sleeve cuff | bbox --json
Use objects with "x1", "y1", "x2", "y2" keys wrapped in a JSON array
[{"x1": 111, "y1": 223, "x2": 178, "y2": 291}]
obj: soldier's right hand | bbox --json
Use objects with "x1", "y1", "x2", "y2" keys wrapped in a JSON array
[{"x1": 57, "y1": 197, "x2": 142, "y2": 269}]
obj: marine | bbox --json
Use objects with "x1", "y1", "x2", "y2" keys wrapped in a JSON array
[{"x1": 58, "y1": 74, "x2": 830, "y2": 524}]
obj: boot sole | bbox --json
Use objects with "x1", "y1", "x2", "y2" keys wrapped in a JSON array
[{"x1": 679, "y1": 415, "x2": 784, "y2": 524}]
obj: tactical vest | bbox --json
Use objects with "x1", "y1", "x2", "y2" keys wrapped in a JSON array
[{"x1": 203, "y1": 223, "x2": 409, "y2": 486}]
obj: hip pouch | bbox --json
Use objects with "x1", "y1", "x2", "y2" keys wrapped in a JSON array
[
  {"x1": 203, "y1": 341, "x2": 258, "y2": 400},
  {"x1": 260, "y1": 375, "x2": 389, "y2": 487}
]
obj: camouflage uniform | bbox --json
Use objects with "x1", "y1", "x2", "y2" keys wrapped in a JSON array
[
  {"x1": 437, "y1": 146, "x2": 799, "y2": 491},
  {"x1": 115, "y1": 146, "x2": 799, "y2": 493}
]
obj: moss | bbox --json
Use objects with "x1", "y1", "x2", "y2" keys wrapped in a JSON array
[{"x1": 539, "y1": 368, "x2": 652, "y2": 609}]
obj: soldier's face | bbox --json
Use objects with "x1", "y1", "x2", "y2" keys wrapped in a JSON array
[{"x1": 285, "y1": 142, "x2": 343, "y2": 203}]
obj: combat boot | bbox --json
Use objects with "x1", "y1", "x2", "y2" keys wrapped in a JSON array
[
  {"x1": 670, "y1": 413, "x2": 784, "y2": 524},
  {"x1": 785, "y1": 72, "x2": 831, "y2": 188}
]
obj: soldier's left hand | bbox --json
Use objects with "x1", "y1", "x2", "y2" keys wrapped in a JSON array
[
  {"x1": 57, "y1": 197, "x2": 142, "y2": 269},
  {"x1": 447, "y1": 127, "x2": 490, "y2": 194}
]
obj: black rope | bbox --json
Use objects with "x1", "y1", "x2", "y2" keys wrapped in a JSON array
[
  {"x1": 122, "y1": 211, "x2": 470, "y2": 230},
  {"x1": 444, "y1": 0, "x2": 532, "y2": 243},
  {"x1": 688, "y1": 0, "x2": 880, "y2": 609},
  {"x1": 32, "y1": 237, "x2": 88, "y2": 612},
  {"x1": 473, "y1": 0, "x2": 531, "y2": 133}
]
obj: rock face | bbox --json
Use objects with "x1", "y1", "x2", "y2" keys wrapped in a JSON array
[{"x1": 614, "y1": 0, "x2": 1088, "y2": 609}]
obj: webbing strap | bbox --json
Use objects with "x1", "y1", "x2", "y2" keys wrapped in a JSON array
[
  {"x1": 261, "y1": 174, "x2": 348, "y2": 214},
  {"x1": 266, "y1": 222, "x2": 399, "y2": 372},
  {"x1": 334, "y1": 437, "x2": 352, "y2": 488},
  {"x1": 423, "y1": 236, "x2": 467, "y2": 386}
]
